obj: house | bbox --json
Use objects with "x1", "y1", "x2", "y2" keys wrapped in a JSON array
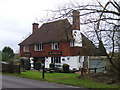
[{"x1": 19, "y1": 10, "x2": 99, "y2": 71}]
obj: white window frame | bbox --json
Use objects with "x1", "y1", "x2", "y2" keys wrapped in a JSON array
[
  {"x1": 51, "y1": 42, "x2": 59, "y2": 50},
  {"x1": 23, "y1": 45, "x2": 29, "y2": 52},
  {"x1": 34, "y1": 43, "x2": 43, "y2": 51},
  {"x1": 51, "y1": 57, "x2": 61, "y2": 63}
]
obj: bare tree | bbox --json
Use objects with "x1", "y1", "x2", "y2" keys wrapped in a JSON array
[{"x1": 38, "y1": 0, "x2": 120, "y2": 71}]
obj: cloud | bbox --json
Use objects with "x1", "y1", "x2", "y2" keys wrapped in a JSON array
[{"x1": 0, "y1": 18, "x2": 29, "y2": 52}]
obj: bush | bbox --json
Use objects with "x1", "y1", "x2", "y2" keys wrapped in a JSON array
[
  {"x1": 49, "y1": 63, "x2": 55, "y2": 70},
  {"x1": 62, "y1": 64, "x2": 70, "y2": 73},
  {"x1": 2, "y1": 60, "x2": 20, "y2": 73},
  {"x1": 55, "y1": 67, "x2": 63, "y2": 73},
  {"x1": 20, "y1": 59, "x2": 24, "y2": 68},
  {"x1": 20, "y1": 58, "x2": 31, "y2": 70},
  {"x1": 107, "y1": 53, "x2": 120, "y2": 73},
  {"x1": 106, "y1": 52, "x2": 120, "y2": 81},
  {"x1": 8, "y1": 60, "x2": 14, "y2": 73},
  {"x1": 24, "y1": 59, "x2": 31, "y2": 70},
  {"x1": 35, "y1": 62, "x2": 41, "y2": 71}
]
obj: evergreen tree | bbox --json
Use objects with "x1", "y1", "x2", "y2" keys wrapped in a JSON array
[{"x1": 2, "y1": 47, "x2": 14, "y2": 61}]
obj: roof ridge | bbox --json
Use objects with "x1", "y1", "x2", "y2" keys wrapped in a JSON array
[{"x1": 43, "y1": 18, "x2": 68, "y2": 25}]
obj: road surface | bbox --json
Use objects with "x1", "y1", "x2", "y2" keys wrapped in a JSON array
[{"x1": 2, "y1": 75, "x2": 84, "y2": 89}]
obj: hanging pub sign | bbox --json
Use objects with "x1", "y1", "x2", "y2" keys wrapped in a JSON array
[{"x1": 48, "y1": 52, "x2": 62, "y2": 55}]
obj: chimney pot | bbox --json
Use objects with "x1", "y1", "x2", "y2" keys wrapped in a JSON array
[{"x1": 32, "y1": 23, "x2": 39, "y2": 33}]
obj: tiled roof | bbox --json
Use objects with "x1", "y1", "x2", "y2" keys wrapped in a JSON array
[
  {"x1": 81, "y1": 33, "x2": 100, "y2": 55},
  {"x1": 19, "y1": 19, "x2": 74, "y2": 45}
]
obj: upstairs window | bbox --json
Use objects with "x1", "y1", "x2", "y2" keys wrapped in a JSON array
[
  {"x1": 23, "y1": 45, "x2": 29, "y2": 52},
  {"x1": 34, "y1": 43, "x2": 43, "y2": 51},
  {"x1": 51, "y1": 42, "x2": 59, "y2": 50}
]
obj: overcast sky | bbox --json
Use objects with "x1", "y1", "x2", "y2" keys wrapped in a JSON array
[
  {"x1": 0, "y1": 0, "x2": 71, "y2": 52},
  {"x1": 0, "y1": 0, "x2": 118, "y2": 53}
]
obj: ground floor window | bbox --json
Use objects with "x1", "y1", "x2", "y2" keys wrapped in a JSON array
[{"x1": 51, "y1": 57, "x2": 61, "y2": 63}]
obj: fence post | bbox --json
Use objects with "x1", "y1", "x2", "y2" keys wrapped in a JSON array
[
  {"x1": 94, "y1": 68, "x2": 97, "y2": 73},
  {"x1": 18, "y1": 65, "x2": 21, "y2": 73},
  {"x1": 104, "y1": 66, "x2": 107, "y2": 73},
  {"x1": 81, "y1": 68, "x2": 83, "y2": 75},
  {"x1": 88, "y1": 68, "x2": 90, "y2": 74},
  {"x1": 105, "y1": 66, "x2": 106, "y2": 71}
]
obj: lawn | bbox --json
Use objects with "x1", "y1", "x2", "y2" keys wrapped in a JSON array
[{"x1": 4, "y1": 70, "x2": 119, "y2": 88}]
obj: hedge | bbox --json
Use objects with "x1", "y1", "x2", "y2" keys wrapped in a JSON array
[
  {"x1": 2, "y1": 63, "x2": 20, "y2": 73},
  {"x1": 62, "y1": 64, "x2": 70, "y2": 73},
  {"x1": 49, "y1": 63, "x2": 55, "y2": 70},
  {"x1": 35, "y1": 62, "x2": 41, "y2": 71}
]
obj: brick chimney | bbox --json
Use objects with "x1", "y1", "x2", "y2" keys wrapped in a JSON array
[
  {"x1": 32, "y1": 23, "x2": 39, "y2": 33},
  {"x1": 72, "y1": 10, "x2": 80, "y2": 30}
]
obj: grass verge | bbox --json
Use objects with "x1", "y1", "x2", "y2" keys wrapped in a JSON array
[{"x1": 3, "y1": 71, "x2": 119, "y2": 88}]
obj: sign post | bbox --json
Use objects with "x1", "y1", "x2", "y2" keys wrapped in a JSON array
[{"x1": 41, "y1": 60, "x2": 45, "y2": 79}]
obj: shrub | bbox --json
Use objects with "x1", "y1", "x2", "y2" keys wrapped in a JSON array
[
  {"x1": 20, "y1": 58, "x2": 31, "y2": 70},
  {"x1": 8, "y1": 60, "x2": 14, "y2": 73},
  {"x1": 35, "y1": 62, "x2": 41, "y2": 71},
  {"x1": 55, "y1": 67, "x2": 63, "y2": 73},
  {"x1": 2, "y1": 60, "x2": 20, "y2": 73},
  {"x1": 49, "y1": 63, "x2": 55, "y2": 70},
  {"x1": 24, "y1": 59, "x2": 31, "y2": 70},
  {"x1": 62, "y1": 64, "x2": 70, "y2": 73},
  {"x1": 20, "y1": 59, "x2": 24, "y2": 68}
]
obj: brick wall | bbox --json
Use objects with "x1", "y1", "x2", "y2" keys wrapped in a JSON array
[
  {"x1": 20, "y1": 41, "x2": 72, "y2": 57},
  {"x1": 20, "y1": 41, "x2": 92, "y2": 57}
]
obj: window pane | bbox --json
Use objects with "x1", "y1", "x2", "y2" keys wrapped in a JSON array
[
  {"x1": 54, "y1": 57, "x2": 56, "y2": 63},
  {"x1": 37, "y1": 44, "x2": 39, "y2": 50},
  {"x1": 55, "y1": 44, "x2": 58, "y2": 50},
  {"x1": 51, "y1": 57, "x2": 53, "y2": 63},
  {"x1": 51, "y1": 43, "x2": 54, "y2": 50},
  {"x1": 34, "y1": 43, "x2": 43, "y2": 51},
  {"x1": 52, "y1": 42, "x2": 59, "y2": 50},
  {"x1": 57, "y1": 43, "x2": 59, "y2": 49},
  {"x1": 56, "y1": 57, "x2": 58, "y2": 63},
  {"x1": 59, "y1": 57, "x2": 61, "y2": 63},
  {"x1": 70, "y1": 41, "x2": 74, "y2": 47},
  {"x1": 40, "y1": 44, "x2": 42, "y2": 50},
  {"x1": 24, "y1": 45, "x2": 29, "y2": 52}
]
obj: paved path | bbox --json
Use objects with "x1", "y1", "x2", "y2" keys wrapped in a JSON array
[{"x1": 2, "y1": 75, "x2": 84, "y2": 88}]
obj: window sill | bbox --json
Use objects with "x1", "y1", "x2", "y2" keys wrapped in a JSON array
[
  {"x1": 23, "y1": 51, "x2": 29, "y2": 52},
  {"x1": 34, "y1": 50, "x2": 43, "y2": 52},
  {"x1": 35, "y1": 51, "x2": 42, "y2": 52},
  {"x1": 52, "y1": 49, "x2": 59, "y2": 50}
]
